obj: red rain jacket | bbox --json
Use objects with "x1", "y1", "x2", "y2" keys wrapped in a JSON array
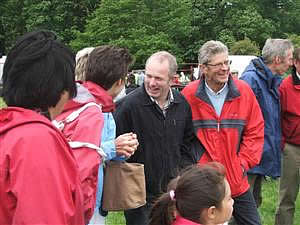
[
  {"x1": 55, "y1": 81, "x2": 112, "y2": 222},
  {"x1": 280, "y1": 67, "x2": 300, "y2": 146},
  {"x1": 182, "y1": 77, "x2": 264, "y2": 197},
  {"x1": 0, "y1": 107, "x2": 84, "y2": 225}
]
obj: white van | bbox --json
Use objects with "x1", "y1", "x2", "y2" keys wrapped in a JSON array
[{"x1": 229, "y1": 55, "x2": 257, "y2": 78}]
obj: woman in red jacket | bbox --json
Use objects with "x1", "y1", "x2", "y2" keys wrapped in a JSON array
[
  {"x1": 150, "y1": 163, "x2": 233, "y2": 225},
  {"x1": 0, "y1": 30, "x2": 84, "y2": 225}
]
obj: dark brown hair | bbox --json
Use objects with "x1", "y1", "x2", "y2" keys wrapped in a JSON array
[
  {"x1": 85, "y1": 45, "x2": 133, "y2": 90},
  {"x1": 294, "y1": 47, "x2": 300, "y2": 61},
  {"x1": 150, "y1": 162, "x2": 226, "y2": 225}
]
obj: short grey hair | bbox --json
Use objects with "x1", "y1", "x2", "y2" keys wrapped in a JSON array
[
  {"x1": 198, "y1": 40, "x2": 228, "y2": 64},
  {"x1": 262, "y1": 39, "x2": 294, "y2": 65},
  {"x1": 145, "y1": 51, "x2": 178, "y2": 78}
]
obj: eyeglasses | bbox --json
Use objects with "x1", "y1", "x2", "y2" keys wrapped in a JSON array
[{"x1": 205, "y1": 60, "x2": 232, "y2": 69}]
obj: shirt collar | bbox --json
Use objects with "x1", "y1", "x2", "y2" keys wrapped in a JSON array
[
  {"x1": 149, "y1": 88, "x2": 174, "y2": 105},
  {"x1": 149, "y1": 88, "x2": 174, "y2": 116},
  {"x1": 205, "y1": 80, "x2": 228, "y2": 95}
]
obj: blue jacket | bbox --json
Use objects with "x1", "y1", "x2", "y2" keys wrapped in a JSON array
[
  {"x1": 90, "y1": 112, "x2": 124, "y2": 224},
  {"x1": 240, "y1": 57, "x2": 282, "y2": 178},
  {"x1": 94, "y1": 112, "x2": 117, "y2": 211}
]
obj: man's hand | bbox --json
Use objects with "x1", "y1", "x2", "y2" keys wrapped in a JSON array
[{"x1": 115, "y1": 132, "x2": 139, "y2": 158}]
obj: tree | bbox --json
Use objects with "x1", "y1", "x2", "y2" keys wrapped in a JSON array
[
  {"x1": 0, "y1": 0, "x2": 26, "y2": 54},
  {"x1": 0, "y1": 0, "x2": 99, "y2": 53},
  {"x1": 72, "y1": 0, "x2": 193, "y2": 66},
  {"x1": 288, "y1": 34, "x2": 300, "y2": 48},
  {"x1": 230, "y1": 38, "x2": 260, "y2": 55}
]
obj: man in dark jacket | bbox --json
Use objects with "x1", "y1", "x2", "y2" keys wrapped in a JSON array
[
  {"x1": 114, "y1": 51, "x2": 196, "y2": 225},
  {"x1": 275, "y1": 47, "x2": 300, "y2": 225},
  {"x1": 240, "y1": 39, "x2": 294, "y2": 208}
]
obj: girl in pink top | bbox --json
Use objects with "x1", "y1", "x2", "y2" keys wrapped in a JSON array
[{"x1": 150, "y1": 163, "x2": 233, "y2": 225}]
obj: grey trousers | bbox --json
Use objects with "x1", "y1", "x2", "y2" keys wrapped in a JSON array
[{"x1": 275, "y1": 143, "x2": 300, "y2": 225}]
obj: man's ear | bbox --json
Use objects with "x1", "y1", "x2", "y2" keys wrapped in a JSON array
[
  {"x1": 274, "y1": 56, "x2": 281, "y2": 65},
  {"x1": 199, "y1": 64, "x2": 207, "y2": 75},
  {"x1": 206, "y1": 206, "x2": 217, "y2": 220}
]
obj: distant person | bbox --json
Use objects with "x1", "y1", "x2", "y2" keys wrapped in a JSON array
[
  {"x1": 114, "y1": 51, "x2": 196, "y2": 225},
  {"x1": 172, "y1": 74, "x2": 181, "y2": 85},
  {"x1": 182, "y1": 40, "x2": 264, "y2": 225},
  {"x1": 150, "y1": 163, "x2": 233, "y2": 225},
  {"x1": 54, "y1": 45, "x2": 138, "y2": 224},
  {"x1": 274, "y1": 47, "x2": 300, "y2": 225},
  {"x1": 231, "y1": 69, "x2": 239, "y2": 78},
  {"x1": 240, "y1": 39, "x2": 294, "y2": 208},
  {"x1": 126, "y1": 73, "x2": 138, "y2": 94},
  {"x1": 0, "y1": 30, "x2": 84, "y2": 224}
]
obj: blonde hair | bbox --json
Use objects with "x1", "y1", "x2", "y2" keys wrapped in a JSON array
[{"x1": 75, "y1": 47, "x2": 94, "y2": 81}]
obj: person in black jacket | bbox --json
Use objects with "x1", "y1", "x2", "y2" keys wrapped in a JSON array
[{"x1": 114, "y1": 51, "x2": 197, "y2": 225}]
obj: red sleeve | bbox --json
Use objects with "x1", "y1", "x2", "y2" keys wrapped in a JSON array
[
  {"x1": 238, "y1": 87, "x2": 264, "y2": 171},
  {"x1": 10, "y1": 124, "x2": 84, "y2": 225}
]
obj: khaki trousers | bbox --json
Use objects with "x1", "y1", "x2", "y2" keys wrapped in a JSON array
[{"x1": 275, "y1": 143, "x2": 300, "y2": 225}]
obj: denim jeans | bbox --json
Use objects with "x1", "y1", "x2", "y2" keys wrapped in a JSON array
[
  {"x1": 124, "y1": 203, "x2": 152, "y2": 225},
  {"x1": 248, "y1": 174, "x2": 263, "y2": 208},
  {"x1": 229, "y1": 189, "x2": 261, "y2": 225}
]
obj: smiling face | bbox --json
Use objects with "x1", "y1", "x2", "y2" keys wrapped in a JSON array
[
  {"x1": 201, "y1": 52, "x2": 230, "y2": 92},
  {"x1": 144, "y1": 58, "x2": 172, "y2": 104}
]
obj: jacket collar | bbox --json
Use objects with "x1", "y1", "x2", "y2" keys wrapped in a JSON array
[
  {"x1": 141, "y1": 84, "x2": 181, "y2": 106},
  {"x1": 64, "y1": 81, "x2": 115, "y2": 113},
  {"x1": 251, "y1": 57, "x2": 282, "y2": 89},
  {"x1": 83, "y1": 81, "x2": 115, "y2": 112},
  {"x1": 195, "y1": 75, "x2": 240, "y2": 105}
]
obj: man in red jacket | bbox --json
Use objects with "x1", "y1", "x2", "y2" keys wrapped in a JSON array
[
  {"x1": 275, "y1": 48, "x2": 300, "y2": 225},
  {"x1": 182, "y1": 40, "x2": 264, "y2": 225}
]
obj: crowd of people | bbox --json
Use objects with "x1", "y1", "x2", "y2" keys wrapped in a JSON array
[{"x1": 0, "y1": 29, "x2": 299, "y2": 225}]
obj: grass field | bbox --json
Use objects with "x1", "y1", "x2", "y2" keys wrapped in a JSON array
[
  {"x1": 106, "y1": 178, "x2": 300, "y2": 225},
  {"x1": 1, "y1": 98, "x2": 299, "y2": 225},
  {"x1": 0, "y1": 97, "x2": 5, "y2": 108}
]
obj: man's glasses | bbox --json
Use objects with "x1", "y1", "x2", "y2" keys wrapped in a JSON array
[{"x1": 205, "y1": 60, "x2": 232, "y2": 69}]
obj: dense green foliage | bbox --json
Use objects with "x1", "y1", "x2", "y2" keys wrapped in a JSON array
[
  {"x1": 1, "y1": 0, "x2": 300, "y2": 66},
  {"x1": 230, "y1": 38, "x2": 260, "y2": 55}
]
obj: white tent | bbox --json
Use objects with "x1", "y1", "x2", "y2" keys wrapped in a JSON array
[{"x1": 229, "y1": 55, "x2": 257, "y2": 78}]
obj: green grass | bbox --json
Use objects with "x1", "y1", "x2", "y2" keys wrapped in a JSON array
[
  {"x1": 0, "y1": 97, "x2": 6, "y2": 108},
  {"x1": 106, "y1": 212, "x2": 126, "y2": 225},
  {"x1": 105, "y1": 179, "x2": 300, "y2": 225}
]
